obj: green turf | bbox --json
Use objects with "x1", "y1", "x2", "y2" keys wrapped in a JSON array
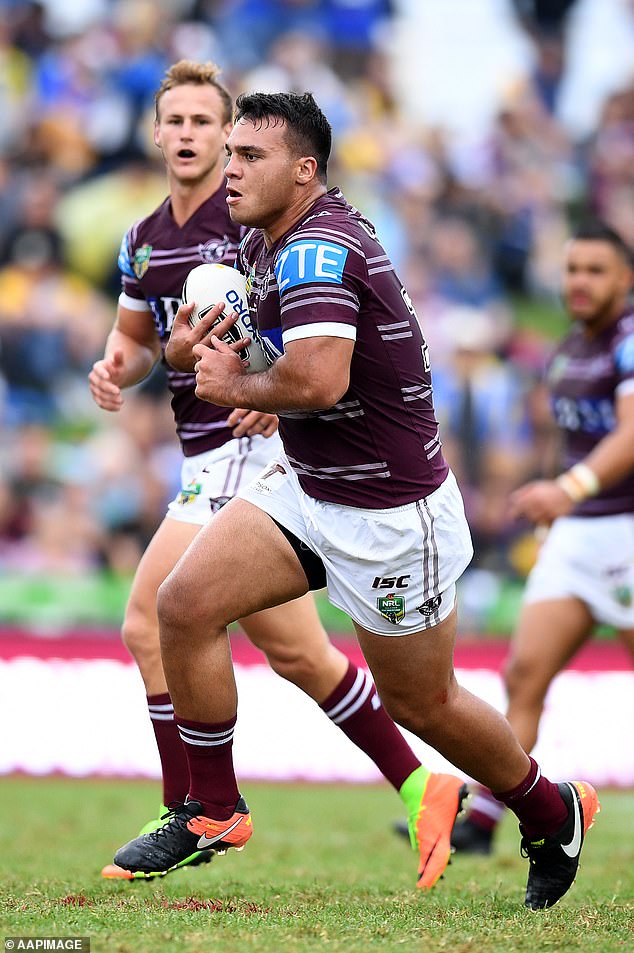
[{"x1": 0, "y1": 778, "x2": 631, "y2": 952}]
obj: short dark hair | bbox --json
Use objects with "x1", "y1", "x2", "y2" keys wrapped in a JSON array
[
  {"x1": 234, "y1": 91, "x2": 332, "y2": 182},
  {"x1": 571, "y1": 220, "x2": 633, "y2": 266}
]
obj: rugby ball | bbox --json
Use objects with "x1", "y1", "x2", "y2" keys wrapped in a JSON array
[{"x1": 182, "y1": 262, "x2": 269, "y2": 374}]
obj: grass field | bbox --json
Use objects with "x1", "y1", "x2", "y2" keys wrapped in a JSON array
[{"x1": 1, "y1": 778, "x2": 632, "y2": 952}]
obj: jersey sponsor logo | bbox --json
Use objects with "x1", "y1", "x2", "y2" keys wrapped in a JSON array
[
  {"x1": 416, "y1": 595, "x2": 442, "y2": 616},
  {"x1": 552, "y1": 395, "x2": 615, "y2": 434},
  {"x1": 372, "y1": 574, "x2": 411, "y2": 589},
  {"x1": 377, "y1": 593, "x2": 405, "y2": 625},
  {"x1": 133, "y1": 243, "x2": 153, "y2": 279},
  {"x1": 615, "y1": 333, "x2": 634, "y2": 374},
  {"x1": 275, "y1": 240, "x2": 348, "y2": 293}
]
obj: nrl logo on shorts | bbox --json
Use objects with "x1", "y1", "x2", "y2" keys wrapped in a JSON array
[
  {"x1": 613, "y1": 584, "x2": 633, "y2": 607},
  {"x1": 177, "y1": 480, "x2": 201, "y2": 506},
  {"x1": 133, "y1": 243, "x2": 152, "y2": 279},
  {"x1": 377, "y1": 593, "x2": 405, "y2": 625}
]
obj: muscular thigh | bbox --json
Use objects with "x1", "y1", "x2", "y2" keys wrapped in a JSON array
[
  {"x1": 241, "y1": 592, "x2": 329, "y2": 658},
  {"x1": 506, "y1": 597, "x2": 594, "y2": 686},
  {"x1": 354, "y1": 606, "x2": 459, "y2": 707},
  {"x1": 127, "y1": 516, "x2": 201, "y2": 621},
  {"x1": 166, "y1": 497, "x2": 310, "y2": 626}
]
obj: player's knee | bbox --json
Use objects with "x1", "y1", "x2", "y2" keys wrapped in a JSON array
[
  {"x1": 265, "y1": 645, "x2": 322, "y2": 685},
  {"x1": 157, "y1": 570, "x2": 219, "y2": 645},
  {"x1": 121, "y1": 608, "x2": 158, "y2": 659},
  {"x1": 157, "y1": 573, "x2": 189, "y2": 636},
  {"x1": 503, "y1": 654, "x2": 544, "y2": 700},
  {"x1": 381, "y1": 690, "x2": 447, "y2": 738}
]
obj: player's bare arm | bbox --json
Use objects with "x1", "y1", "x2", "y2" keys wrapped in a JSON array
[
  {"x1": 510, "y1": 389, "x2": 634, "y2": 524},
  {"x1": 89, "y1": 306, "x2": 161, "y2": 412},
  {"x1": 193, "y1": 334, "x2": 354, "y2": 413}
]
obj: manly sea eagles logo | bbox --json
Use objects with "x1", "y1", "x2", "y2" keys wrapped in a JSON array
[
  {"x1": 198, "y1": 237, "x2": 231, "y2": 263},
  {"x1": 133, "y1": 243, "x2": 152, "y2": 279}
]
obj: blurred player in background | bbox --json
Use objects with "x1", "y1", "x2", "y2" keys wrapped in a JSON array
[
  {"x1": 113, "y1": 91, "x2": 599, "y2": 909},
  {"x1": 89, "y1": 61, "x2": 465, "y2": 886},
  {"x1": 451, "y1": 221, "x2": 634, "y2": 855}
]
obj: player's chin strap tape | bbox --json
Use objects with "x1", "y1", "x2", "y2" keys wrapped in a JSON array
[{"x1": 270, "y1": 517, "x2": 328, "y2": 591}]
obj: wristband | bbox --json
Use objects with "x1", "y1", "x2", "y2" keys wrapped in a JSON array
[{"x1": 556, "y1": 463, "x2": 600, "y2": 503}]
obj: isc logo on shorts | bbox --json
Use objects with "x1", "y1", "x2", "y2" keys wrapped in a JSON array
[{"x1": 372, "y1": 575, "x2": 410, "y2": 589}]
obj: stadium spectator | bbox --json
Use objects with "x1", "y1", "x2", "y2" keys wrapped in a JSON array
[
  {"x1": 0, "y1": 184, "x2": 112, "y2": 426},
  {"x1": 431, "y1": 306, "x2": 535, "y2": 571}
]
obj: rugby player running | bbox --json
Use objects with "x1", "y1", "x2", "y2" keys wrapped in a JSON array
[
  {"x1": 450, "y1": 221, "x2": 634, "y2": 856},
  {"x1": 89, "y1": 62, "x2": 465, "y2": 887},
  {"x1": 113, "y1": 90, "x2": 599, "y2": 908}
]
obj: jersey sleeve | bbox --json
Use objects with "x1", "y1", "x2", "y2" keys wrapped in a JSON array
[
  {"x1": 117, "y1": 227, "x2": 151, "y2": 313},
  {"x1": 273, "y1": 233, "x2": 361, "y2": 347}
]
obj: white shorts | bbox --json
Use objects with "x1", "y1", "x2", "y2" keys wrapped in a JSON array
[
  {"x1": 166, "y1": 433, "x2": 283, "y2": 526},
  {"x1": 238, "y1": 456, "x2": 473, "y2": 636},
  {"x1": 523, "y1": 514, "x2": 634, "y2": 628}
]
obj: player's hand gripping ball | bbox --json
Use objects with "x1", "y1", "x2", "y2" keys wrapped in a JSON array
[{"x1": 182, "y1": 263, "x2": 269, "y2": 373}]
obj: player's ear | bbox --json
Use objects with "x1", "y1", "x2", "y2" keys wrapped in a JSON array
[
  {"x1": 296, "y1": 156, "x2": 318, "y2": 185},
  {"x1": 153, "y1": 123, "x2": 162, "y2": 148}
]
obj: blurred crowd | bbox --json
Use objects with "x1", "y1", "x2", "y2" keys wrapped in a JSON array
[{"x1": 1, "y1": 0, "x2": 633, "y2": 617}]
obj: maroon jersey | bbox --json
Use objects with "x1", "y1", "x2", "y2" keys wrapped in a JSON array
[
  {"x1": 118, "y1": 186, "x2": 241, "y2": 456},
  {"x1": 237, "y1": 189, "x2": 449, "y2": 508},
  {"x1": 546, "y1": 310, "x2": 634, "y2": 516}
]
